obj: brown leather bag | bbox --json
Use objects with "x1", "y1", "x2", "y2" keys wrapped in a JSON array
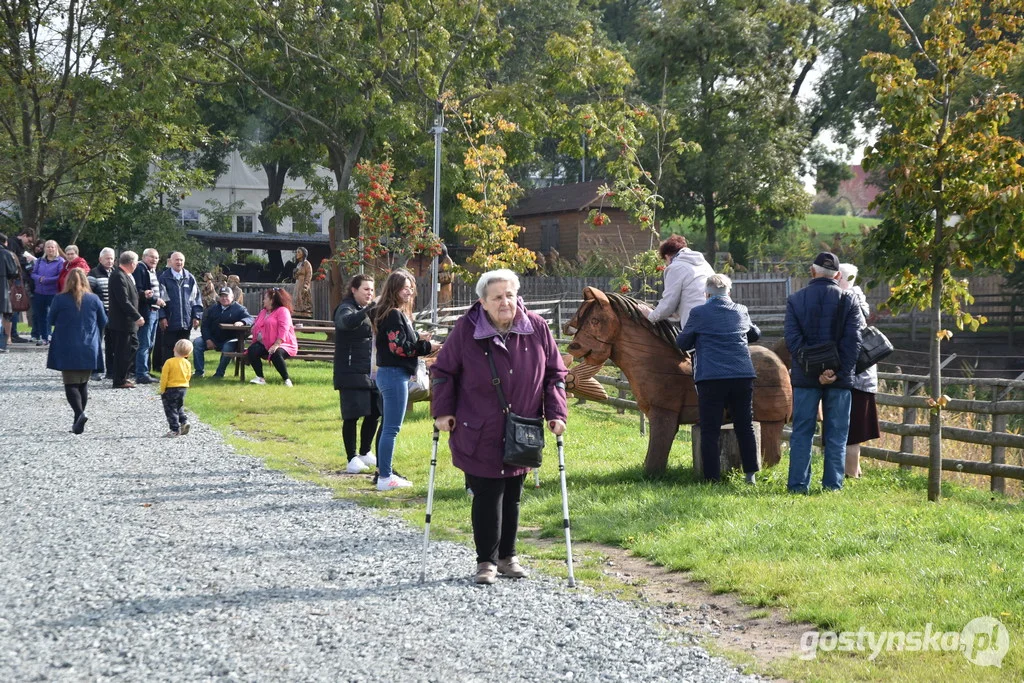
[{"x1": 10, "y1": 280, "x2": 29, "y2": 312}]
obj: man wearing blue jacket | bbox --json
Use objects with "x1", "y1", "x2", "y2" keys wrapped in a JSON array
[
  {"x1": 784, "y1": 251, "x2": 863, "y2": 493},
  {"x1": 676, "y1": 273, "x2": 761, "y2": 484},
  {"x1": 199, "y1": 286, "x2": 254, "y2": 378},
  {"x1": 157, "y1": 252, "x2": 203, "y2": 373}
]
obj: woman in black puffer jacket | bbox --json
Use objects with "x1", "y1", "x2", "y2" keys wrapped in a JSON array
[{"x1": 333, "y1": 274, "x2": 380, "y2": 474}]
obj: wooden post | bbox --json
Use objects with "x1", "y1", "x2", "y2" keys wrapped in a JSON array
[
  {"x1": 616, "y1": 368, "x2": 627, "y2": 415},
  {"x1": 990, "y1": 389, "x2": 1007, "y2": 494},
  {"x1": 639, "y1": 413, "x2": 646, "y2": 436},
  {"x1": 692, "y1": 423, "x2": 762, "y2": 478},
  {"x1": 899, "y1": 379, "x2": 916, "y2": 471},
  {"x1": 554, "y1": 300, "x2": 562, "y2": 336}
]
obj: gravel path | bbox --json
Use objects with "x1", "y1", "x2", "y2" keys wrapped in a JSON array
[{"x1": 0, "y1": 351, "x2": 759, "y2": 682}]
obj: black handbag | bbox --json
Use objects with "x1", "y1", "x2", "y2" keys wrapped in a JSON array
[
  {"x1": 856, "y1": 325, "x2": 894, "y2": 374},
  {"x1": 482, "y1": 343, "x2": 545, "y2": 469}
]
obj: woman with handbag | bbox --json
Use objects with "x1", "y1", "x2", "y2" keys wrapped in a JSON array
[
  {"x1": 839, "y1": 263, "x2": 880, "y2": 478},
  {"x1": 431, "y1": 269, "x2": 568, "y2": 584},
  {"x1": 333, "y1": 273, "x2": 380, "y2": 474},
  {"x1": 371, "y1": 269, "x2": 439, "y2": 491}
]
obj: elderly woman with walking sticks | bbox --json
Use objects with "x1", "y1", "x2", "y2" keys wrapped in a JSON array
[{"x1": 426, "y1": 269, "x2": 570, "y2": 585}]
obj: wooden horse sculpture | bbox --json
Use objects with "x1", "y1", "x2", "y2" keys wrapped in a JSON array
[{"x1": 564, "y1": 287, "x2": 792, "y2": 476}]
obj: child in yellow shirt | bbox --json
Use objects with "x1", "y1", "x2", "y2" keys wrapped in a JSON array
[{"x1": 160, "y1": 339, "x2": 193, "y2": 437}]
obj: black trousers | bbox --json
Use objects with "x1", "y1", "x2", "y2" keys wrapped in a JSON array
[
  {"x1": 98, "y1": 328, "x2": 114, "y2": 376},
  {"x1": 465, "y1": 473, "x2": 526, "y2": 564},
  {"x1": 696, "y1": 378, "x2": 759, "y2": 481},
  {"x1": 162, "y1": 387, "x2": 188, "y2": 431},
  {"x1": 109, "y1": 328, "x2": 139, "y2": 386},
  {"x1": 162, "y1": 327, "x2": 191, "y2": 366},
  {"x1": 341, "y1": 392, "x2": 381, "y2": 459},
  {"x1": 247, "y1": 341, "x2": 291, "y2": 381}
]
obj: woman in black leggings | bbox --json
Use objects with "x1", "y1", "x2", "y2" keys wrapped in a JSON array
[{"x1": 332, "y1": 274, "x2": 380, "y2": 473}]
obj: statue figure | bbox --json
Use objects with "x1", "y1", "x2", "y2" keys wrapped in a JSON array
[
  {"x1": 225, "y1": 274, "x2": 244, "y2": 307},
  {"x1": 292, "y1": 246, "x2": 313, "y2": 317},
  {"x1": 564, "y1": 287, "x2": 792, "y2": 476}
]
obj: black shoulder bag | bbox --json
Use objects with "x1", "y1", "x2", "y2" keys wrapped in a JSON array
[
  {"x1": 856, "y1": 325, "x2": 894, "y2": 374},
  {"x1": 796, "y1": 294, "x2": 846, "y2": 377},
  {"x1": 482, "y1": 342, "x2": 545, "y2": 469}
]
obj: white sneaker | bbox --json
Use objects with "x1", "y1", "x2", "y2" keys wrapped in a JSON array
[
  {"x1": 249, "y1": 377, "x2": 266, "y2": 385},
  {"x1": 358, "y1": 452, "x2": 376, "y2": 467},
  {"x1": 284, "y1": 379, "x2": 293, "y2": 387},
  {"x1": 346, "y1": 457, "x2": 370, "y2": 474},
  {"x1": 376, "y1": 474, "x2": 413, "y2": 491}
]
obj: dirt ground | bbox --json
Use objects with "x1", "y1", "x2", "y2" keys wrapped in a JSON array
[{"x1": 573, "y1": 542, "x2": 813, "y2": 672}]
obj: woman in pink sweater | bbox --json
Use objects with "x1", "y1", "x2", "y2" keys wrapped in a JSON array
[{"x1": 247, "y1": 287, "x2": 299, "y2": 386}]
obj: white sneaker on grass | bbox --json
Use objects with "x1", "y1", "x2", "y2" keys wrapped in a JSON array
[
  {"x1": 249, "y1": 377, "x2": 266, "y2": 385},
  {"x1": 284, "y1": 379, "x2": 293, "y2": 387},
  {"x1": 357, "y1": 452, "x2": 376, "y2": 467},
  {"x1": 346, "y1": 457, "x2": 370, "y2": 474},
  {"x1": 376, "y1": 474, "x2": 413, "y2": 491}
]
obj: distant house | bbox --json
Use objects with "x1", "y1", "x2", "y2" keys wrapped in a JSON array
[
  {"x1": 818, "y1": 165, "x2": 880, "y2": 217},
  {"x1": 175, "y1": 149, "x2": 336, "y2": 267},
  {"x1": 507, "y1": 180, "x2": 656, "y2": 264}
]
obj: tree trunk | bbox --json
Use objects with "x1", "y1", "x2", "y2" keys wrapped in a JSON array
[
  {"x1": 259, "y1": 162, "x2": 290, "y2": 277},
  {"x1": 325, "y1": 132, "x2": 365, "y2": 312},
  {"x1": 703, "y1": 197, "x2": 716, "y2": 265},
  {"x1": 927, "y1": 217, "x2": 945, "y2": 502}
]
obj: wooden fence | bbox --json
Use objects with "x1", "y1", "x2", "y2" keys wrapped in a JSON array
[{"x1": 588, "y1": 365, "x2": 1024, "y2": 494}]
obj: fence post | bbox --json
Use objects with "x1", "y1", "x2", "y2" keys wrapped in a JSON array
[
  {"x1": 617, "y1": 368, "x2": 627, "y2": 415},
  {"x1": 899, "y1": 379, "x2": 916, "y2": 471},
  {"x1": 554, "y1": 300, "x2": 562, "y2": 336},
  {"x1": 639, "y1": 412, "x2": 645, "y2": 436},
  {"x1": 990, "y1": 389, "x2": 1007, "y2": 494},
  {"x1": 1009, "y1": 295, "x2": 1017, "y2": 347}
]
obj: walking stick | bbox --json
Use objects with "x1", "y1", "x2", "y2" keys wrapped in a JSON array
[
  {"x1": 419, "y1": 426, "x2": 440, "y2": 584},
  {"x1": 557, "y1": 433, "x2": 576, "y2": 588}
]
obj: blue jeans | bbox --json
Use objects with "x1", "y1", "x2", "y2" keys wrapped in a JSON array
[
  {"x1": 32, "y1": 293, "x2": 54, "y2": 341},
  {"x1": 211, "y1": 339, "x2": 238, "y2": 377},
  {"x1": 788, "y1": 386, "x2": 852, "y2": 493},
  {"x1": 193, "y1": 337, "x2": 207, "y2": 375},
  {"x1": 135, "y1": 308, "x2": 159, "y2": 378},
  {"x1": 375, "y1": 365, "x2": 411, "y2": 479}
]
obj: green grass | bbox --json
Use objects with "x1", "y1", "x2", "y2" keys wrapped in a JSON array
[
  {"x1": 183, "y1": 355, "x2": 1022, "y2": 682},
  {"x1": 798, "y1": 213, "x2": 881, "y2": 235}
]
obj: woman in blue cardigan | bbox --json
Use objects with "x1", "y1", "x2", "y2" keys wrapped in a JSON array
[{"x1": 47, "y1": 269, "x2": 107, "y2": 434}]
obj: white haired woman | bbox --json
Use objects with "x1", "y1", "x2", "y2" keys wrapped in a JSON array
[
  {"x1": 675, "y1": 273, "x2": 761, "y2": 483},
  {"x1": 431, "y1": 269, "x2": 568, "y2": 584},
  {"x1": 838, "y1": 262, "x2": 879, "y2": 477}
]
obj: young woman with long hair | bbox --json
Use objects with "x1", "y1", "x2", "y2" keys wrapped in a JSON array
[
  {"x1": 247, "y1": 287, "x2": 299, "y2": 386},
  {"x1": 371, "y1": 269, "x2": 439, "y2": 490},
  {"x1": 46, "y1": 269, "x2": 107, "y2": 433}
]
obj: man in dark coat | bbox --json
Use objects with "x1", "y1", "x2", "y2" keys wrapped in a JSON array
[
  {"x1": 200, "y1": 286, "x2": 254, "y2": 378},
  {"x1": 107, "y1": 251, "x2": 146, "y2": 389},
  {"x1": 0, "y1": 233, "x2": 19, "y2": 351},
  {"x1": 87, "y1": 247, "x2": 116, "y2": 381},
  {"x1": 157, "y1": 251, "x2": 202, "y2": 372},
  {"x1": 784, "y1": 251, "x2": 863, "y2": 493}
]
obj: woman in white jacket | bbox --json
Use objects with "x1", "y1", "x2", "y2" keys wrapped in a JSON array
[
  {"x1": 839, "y1": 262, "x2": 880, "y2": 477},
  {"x1": 647, "y1": 235, "x2": 715, "y2": 329}
]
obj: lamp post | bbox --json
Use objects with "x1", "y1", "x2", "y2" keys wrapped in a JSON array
[{"x1": 430, "y1": 101, "x2": 446, "y2": 325}]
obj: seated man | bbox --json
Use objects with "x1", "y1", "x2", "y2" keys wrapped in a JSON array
[{"x1": 198, "y1": 286, "x2": 255, "y2": 378}]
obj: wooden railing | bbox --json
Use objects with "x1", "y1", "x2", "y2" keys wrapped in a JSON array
[{"x1": 585, "y1": 364, "x2": 1024, "y2": 492}]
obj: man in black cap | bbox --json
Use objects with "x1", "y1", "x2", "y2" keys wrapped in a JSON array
[
  {"x1": 783, "y1": 251, "x2": 863, "y2": 493},
  {"x1": 198, "y1": 285, "x2": 255, "y2": 378}
]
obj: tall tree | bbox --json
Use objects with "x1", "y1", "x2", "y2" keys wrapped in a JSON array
[
  {"x1": 0, "y1": 0, "x2": 207, "y2": 238},
  {"x1": 861, "y1": 0, "x2": 1024, "y2": 501},
  {"x1": 634, "y1": 0, "x2": 823, "y2": 262}
]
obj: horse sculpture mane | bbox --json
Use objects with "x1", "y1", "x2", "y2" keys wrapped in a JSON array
[{"x1": 601, "y1": 291, "x2": 680, "y2": 351}]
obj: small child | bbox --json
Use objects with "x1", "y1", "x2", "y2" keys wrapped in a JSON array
[{"x1": 159, "y1": 338, "x2": 194, "y2": 437}]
